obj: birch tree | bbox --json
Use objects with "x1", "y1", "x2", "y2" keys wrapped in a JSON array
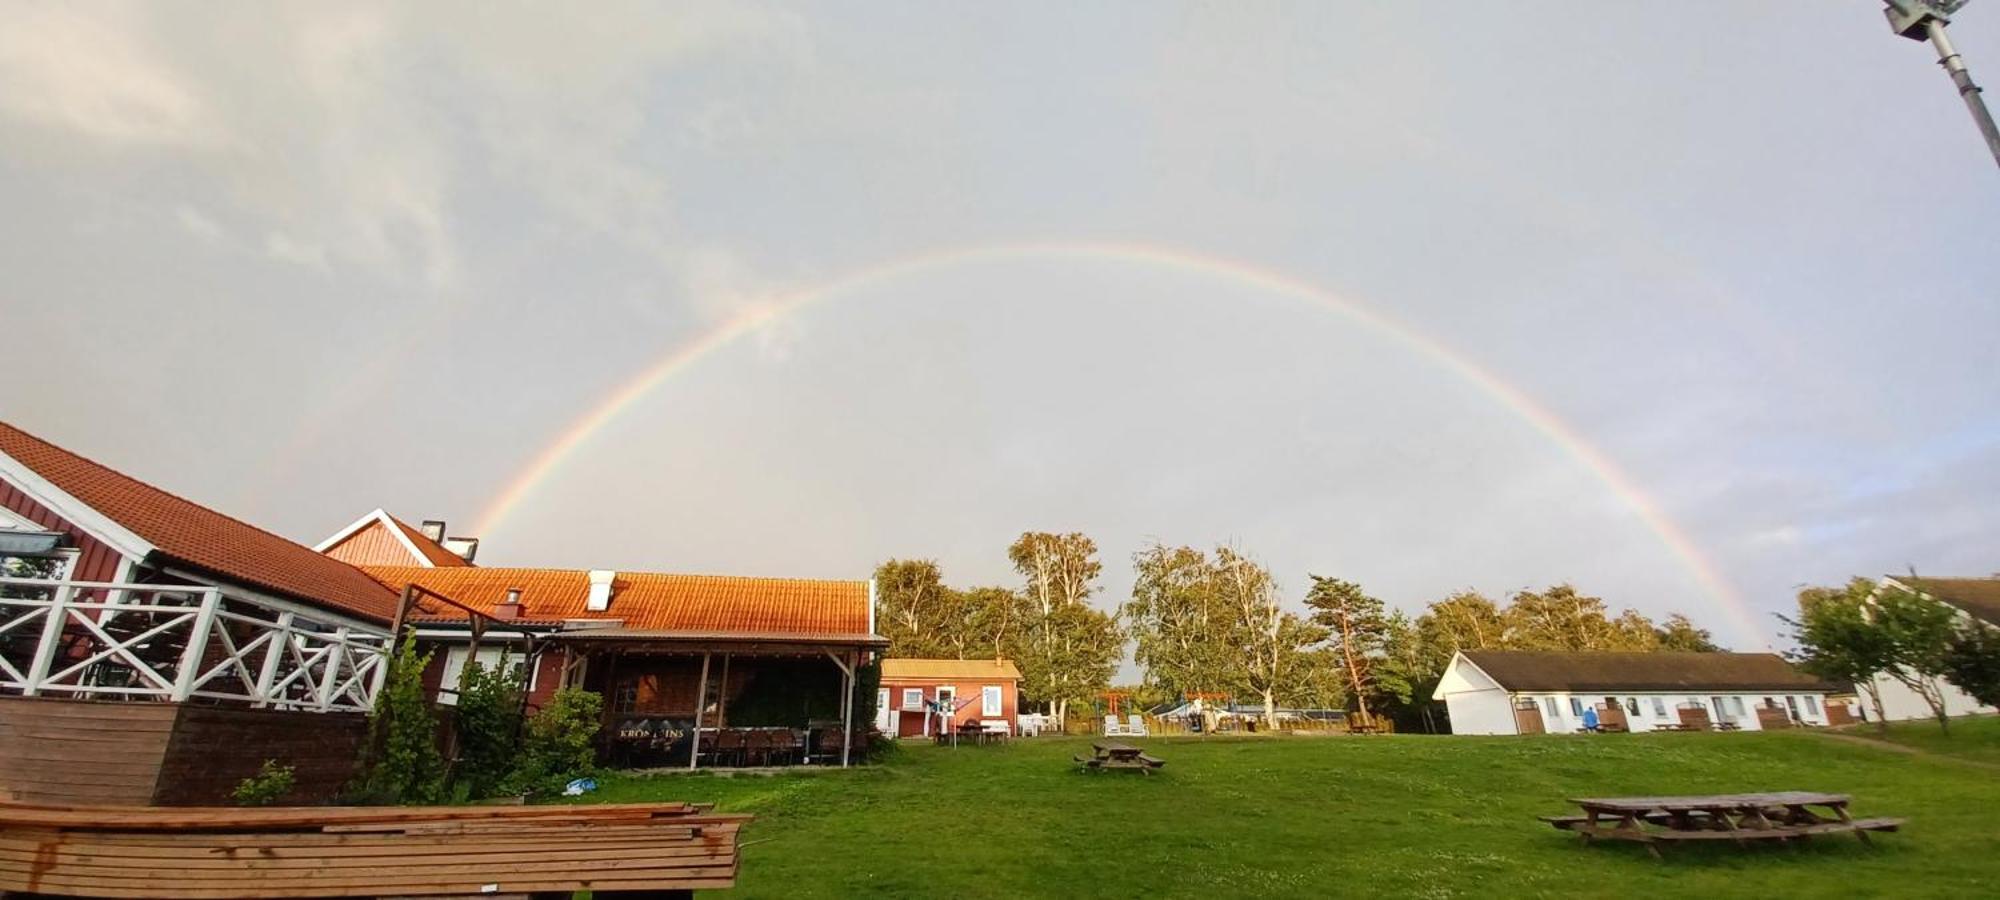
[
  {"x1": 873, "y1": 559, "x2": 952, "y2": 658},
  {"x1": 1124, "y1": 543, "x2": 1236, "y2": 700},
  {"x1": 1215, "y1": 548, "x2": 1322, "y2": 728},
  {"x1": 1007, "y1": 532, "x2": 1116, "y2": 722}
]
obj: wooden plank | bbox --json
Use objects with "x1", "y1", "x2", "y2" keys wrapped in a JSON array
[
  {"x1": 0, "y1": 832, "x2": 740, "y2": 862},
  {"x1": 0, "y1": 850, "x2": 737, "y2": 881},
  {"x1": 0, "y1": 866, "x2": 741, "y2": 899},
  {"x1": 0, "y1": 801, "x2": 708, "y2": 829},
  {"x1": 0, "y1": 839, "x2": 734, "y2": 871}
]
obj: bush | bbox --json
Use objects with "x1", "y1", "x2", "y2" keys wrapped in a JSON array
[
  {"x1": 453, "y1": 651, "x2": 526, "y2": 799},
  {"x1": 353, "y1": 634, "x2": 446, "y2": 804},
  {"x1": 232, "y1": 759, "x2": 295, "y2": 806},
  {"x1": 506, "y1": 688, "x2": 603, "y2": 797}
]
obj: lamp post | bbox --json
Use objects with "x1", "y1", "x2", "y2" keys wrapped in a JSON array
[{"x1": 1885, "y1": 1, "x2": 2000, "y2": 168}]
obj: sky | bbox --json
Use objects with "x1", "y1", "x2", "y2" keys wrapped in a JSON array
[{"x1": 2, "y1": 1, "x2": 1996, "y2": 654}]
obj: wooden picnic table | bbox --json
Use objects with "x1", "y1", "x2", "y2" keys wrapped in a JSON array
[
  {"x1": 1076, "y1": 741, "x2": 1165, "y2": 774},
  {"x1": 1544, "y1": 791, "x2": 1904, "y2": 858}
]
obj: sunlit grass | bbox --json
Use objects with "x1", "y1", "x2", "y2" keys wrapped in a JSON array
[{"x1": 578, "y1": 729, "x2": 2000, "y2": 898}]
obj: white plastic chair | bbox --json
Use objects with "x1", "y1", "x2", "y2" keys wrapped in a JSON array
[
  {"x1": 1126, "y1": 714, "x2": 1149, "y2": 737},
  {"x1": 1103, "y1": 714, "x2": 1124, "y2": 736}
]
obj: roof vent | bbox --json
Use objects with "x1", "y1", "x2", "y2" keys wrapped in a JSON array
[
  {"x1": 586, "y1": 569, "x2": 617, "y2": 612},
  {"x1": 494, "y1": 588, "x2": 523, "y2": 620},
  {"x1": 419, "y1": 520, "x2": 447, "y2": 543},
  {"x1": 443, "y1": 537, "x2": 480, "y2": 563}
]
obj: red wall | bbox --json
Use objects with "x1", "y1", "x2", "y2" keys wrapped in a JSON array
[
  {"x1": 881, "y1": 678, "x2": 1018, "y2": 737},
  {"x1": 0, "y1": 476, "x2": 129, "y2": 582}
]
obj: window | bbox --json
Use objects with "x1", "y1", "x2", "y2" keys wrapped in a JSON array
[
  {"x1": 437, "y1": 646, "x2": 531, "y2": 707},
  {"x1": 1728, "y1": 697, "x2": 1746, "y2": 716},
  {"x1": 982, "y1": 685, "x2": 1003, "y2": 717},
  {"x1": 1569, "y1": 697, "x2": 1585, "y2": 718},
  {"x1": 901, "y1": 688, "x2": 924, "y2": 710},
  {"x1": 1803, "y1": 695, "x2": 1821, "y2": 716},
  {"x1": 1650, "y1": 697, "x2": 1667, "y2": 717},
  {"x1": 1624, "y1": 698, "x2": 1639, "y2": 715},
  {"x1": 1784, "y1": 695, "x2": 1802, "y2": 721},
  {"x1": 1543, "y1": 697, "x2": 1560, "y2": 719}
]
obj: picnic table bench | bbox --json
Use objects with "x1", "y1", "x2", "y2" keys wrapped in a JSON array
[
  {"x1": 1075, "y1": 741, "x2": 1165, "y2": 774},
  {"x1": 1541, "y1": 792, "x2": 1904, "y2": 858}
]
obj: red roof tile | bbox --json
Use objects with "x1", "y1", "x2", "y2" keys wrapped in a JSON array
[
  {"x1": 0, "y1": 421, "x2": 398, "y2": 622},
  {"x1": 361, "y1": 566, "x2": 870, "y2": 636}
]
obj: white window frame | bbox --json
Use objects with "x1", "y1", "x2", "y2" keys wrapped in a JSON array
[
  {"x1": 902, "y1": 687, "x2": 924, "y2": 711},
  {"x1": 982, "y1": 685, "x2": 1002, "y2": 717},
  {"x1": 437, "y1": 645, "x2": 532, "y2": 707},
  {"x1": 1542, "y1": 696, "x2": 1559, "y2": 719},
  {"x1": 936, "y1": 686, "x2": 957, "y2": 711},
  {"x1": 1803, "y1": 695, "x2": 1820, "y2": 716},
  {"x1": 1568, "y1": 697, "x2": 1585, "y2": 718}
]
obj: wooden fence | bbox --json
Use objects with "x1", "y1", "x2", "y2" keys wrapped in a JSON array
[{"x1": 0, "y1": 696, "x2": 367, "y2": 806}]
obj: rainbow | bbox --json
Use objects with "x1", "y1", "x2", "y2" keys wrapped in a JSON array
[{"x1": 470, "y1": 240, "x2": 1766, "y2": 646}]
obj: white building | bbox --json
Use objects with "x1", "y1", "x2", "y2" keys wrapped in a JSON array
[
  {"x1": 1433, "y1": 650, "x2": 1837, "y2": 735},
  {"x1": 1866, "y1": 576, "x2": 2000, "y2": 722}
]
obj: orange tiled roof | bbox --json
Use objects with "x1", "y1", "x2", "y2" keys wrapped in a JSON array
[
  {"x1": 880, "y1": 658, "x2": 1022, "y2": 681},
  {"x1": 0, "y1": 421, "x2": 399, "y2": 622},
  {"x1": 389, "y1": 516, "x2": 474, "y2": 567},
  {"x1": 362, "y1": 566, "x2": 870, "y2": 635}
]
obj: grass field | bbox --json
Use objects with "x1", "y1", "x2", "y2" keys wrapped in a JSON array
[
  {"x1": 1846, "y1": 714, "x2": 2000, "y2": 766},
  {"x1": 577, "y1": 724, "x2": 2000, "y2": 898}
]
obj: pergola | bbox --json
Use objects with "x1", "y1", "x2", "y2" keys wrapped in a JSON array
[{"x1": 550, "y1": 628, "x2": 887, "y2": 768}]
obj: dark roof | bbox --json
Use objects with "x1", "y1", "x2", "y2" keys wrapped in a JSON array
[
  {"x1": 1896, "y1": 576, "x2": 2000, "y2": 628},
  {"x1": 1461, "y1": 651, "x2": 1832, "y2": 693},
  {"x1": 0, "y1": 421, "x2": 398, "y2": 622}
]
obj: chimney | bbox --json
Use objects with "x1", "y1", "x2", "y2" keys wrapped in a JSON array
[
  {"x1": 494, "y1": 588, "x2": 523, "y2": 621},
  {"x1": 443, "y1": 537, "x2": 480, "y2": 563},
  {"x1": 586, "y1": 570, "x2": 617, "y2": 611},
  {"x1": 419, "y1": 520, "x2": 447, "y2": 543}
]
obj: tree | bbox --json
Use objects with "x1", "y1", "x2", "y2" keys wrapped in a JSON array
[
  {"x1": 452, "y1": 651, "x2": 526, "y2": 800},
  {"x1": 1373, "y1": 612, "x2": 1446, "y2": 733},
  {"x1": 1304, "y1": 576, "x2": 1389, "y2": 725},
  {"x1": 1608, "y1": 609, "x2": 1663, "y2": 651},
  {"x1": 1008, "y1": 532, "x2": 1116, "y2": 723},
  {"x1": 1655, "y1": 613, "x2": 1722, "y2": 652},
  {"x1": 1417, "y1": 590, "x2": 1504, "y2": 659},
  {"x1": 874, "y1": 559, "x2": 953, "y2": 658},
  {"x1": 1124, "y1": 543, "x2": 1237, "y2": 701},
  {"x1": 952, "y1": 586, "x2": 1022, "y2": 661},
  {"x1": 1502, "y1": 584, "x2": 1618, "y2": 651},
  {"x1": 1215, "y1": 548, "x2": 1323, "y2": 729},
  {"x1": 1872, "y1": 581, "x2": 1964, "y2": 734},
  {"x1": 1943, "y1": 620, "x2": 2000, "y2": 710},
  {"x1": 1783, "y1": 579, "x2": 1893, "y2": 733}
]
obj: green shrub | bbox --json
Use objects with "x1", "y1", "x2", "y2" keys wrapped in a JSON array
[
  {"x1": 452, "y1": 651, "x2": 526, "y2": 799},
  {"x1": 232, "y1": 759, "x2": 295, "y2": 806},
  {"x1": 506, "y1": 688, "x2": 604, "y2": 797},
  {"x1": 354, "y1": 634, "x2": 446, "y2": 804}
]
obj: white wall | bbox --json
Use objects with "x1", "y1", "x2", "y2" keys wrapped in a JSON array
[
  {"x1": 1509, "y1": 691, "x2": 1831, "y2": 734},
  {"x1": 1869, "y1": 670, "x2": 1996, "y2": 722},
  {"x1": 1435, "y1": 655, "x2": 1520, "y2": 735}
]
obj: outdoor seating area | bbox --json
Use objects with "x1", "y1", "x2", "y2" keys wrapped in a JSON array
[
  {"x1": 1074, "y1": 741, "x2": 1166, "y2": 774},
  {"x1": 1542, "y1": 792, "x2": 1905, "y2": 858},
  {"x1": 0, "y1": 800, "x2": 749, "y2": 897}
]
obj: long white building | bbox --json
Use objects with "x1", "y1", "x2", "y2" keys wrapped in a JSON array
[
  {"x1": 1867, "y1": 576, "x2": 2000, "y2": 722},
  {"x1": 1433, "y1": 650, "x2": 1838, "y2": 735}
]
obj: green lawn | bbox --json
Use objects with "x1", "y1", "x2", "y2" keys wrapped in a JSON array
[
  {"x1": 1846, "y1": 714, "x2": 2000, "y2": 766},
  {"x1": 576, "y1": 729, "x2": 2000, "y2": 898}
]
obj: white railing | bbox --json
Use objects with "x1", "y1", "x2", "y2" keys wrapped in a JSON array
[{"x1": 0, "y1": 577, "x2": 391, "y2": 712}]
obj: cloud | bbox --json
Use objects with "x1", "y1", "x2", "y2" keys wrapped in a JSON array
[{"x1": 0, "y1": 4, "x2": 218, "y2": 147}]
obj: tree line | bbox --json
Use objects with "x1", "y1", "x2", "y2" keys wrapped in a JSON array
[{"x1": 877, "y1": 531, "x2": 1726, "y2": 731}]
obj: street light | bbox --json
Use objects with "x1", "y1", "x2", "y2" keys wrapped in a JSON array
[{"x1": 1884, "y1": 0, "x2": 2000, "y2": 168}]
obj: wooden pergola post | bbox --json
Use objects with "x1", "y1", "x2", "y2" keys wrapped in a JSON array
[{"x1": 687, "y1": 652, "x2": 712, "y2": 771}]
